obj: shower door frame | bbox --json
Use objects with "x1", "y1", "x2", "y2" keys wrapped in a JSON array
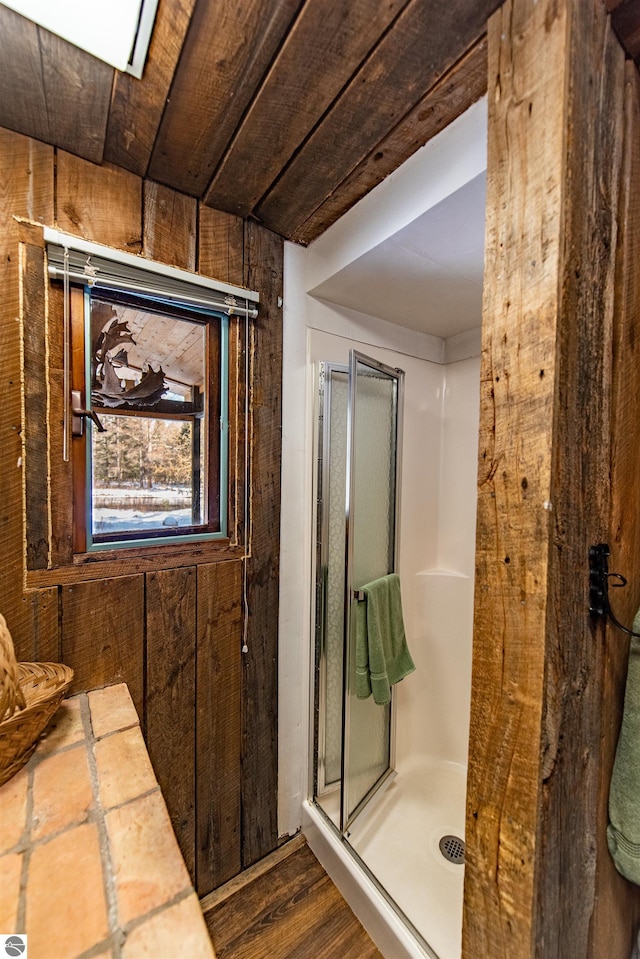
[
  {"x1": 342, "y1": 350, "x2": 404, "y2": 832},
  {"x1": 314, "y1": 361, "x2": 349, "y2": 803},
  {"x1": 312, "y1": 354, "x2": 405, "y2": 832}
]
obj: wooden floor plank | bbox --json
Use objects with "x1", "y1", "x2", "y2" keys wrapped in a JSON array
[{"x1": 204, "y1": 841, "x2": 382, "y2": 959}]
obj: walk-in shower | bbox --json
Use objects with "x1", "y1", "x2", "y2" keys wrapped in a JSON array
[{"x1": 308, "y1": 342, "x2": 477, "y2": 959}]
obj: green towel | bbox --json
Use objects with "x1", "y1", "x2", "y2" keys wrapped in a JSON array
[
  {"x1": 354, "y1": 573, "x2": 415, "y2": 705},
  {"x1": 608, "y1": 606, "x2": 640, "y2": 884}
]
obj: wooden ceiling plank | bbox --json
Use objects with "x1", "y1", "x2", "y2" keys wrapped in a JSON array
[
  {"x1": 0, "y1": 6, "x2": 112, "y2": 165},
  {"x1": 291, "y1": 35, "x2": 488, "y2": 245},
  {"x1": 38, "y1": 27, "x2": 113, "y2": 165},
  {"x1": 255, "y1": 0, "x2": 501, "y2": 239},
  {"x1": 147, "y1": 0, "x2": 305, "y2": 198},
  {"x1": 0, "y1": 6, "x2": 51, "y2": 146},
  {"x1": 204, "y1": 0, "x2": 413, "y2": 219},
  {"x1": 104, "y1": 0, "x2": 197, "y2": 177}
]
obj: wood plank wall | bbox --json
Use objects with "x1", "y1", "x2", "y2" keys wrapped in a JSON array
[
  {"x1": 463, "y1": 1, "x2": 639, "y2": 957},
  {"x1": 0, "y1": 126, "x2": 283, "y2": 896}
]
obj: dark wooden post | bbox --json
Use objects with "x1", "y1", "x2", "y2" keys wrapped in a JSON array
[{"x1": 463, "y1": 0, "x2": 639, "y2": 956}]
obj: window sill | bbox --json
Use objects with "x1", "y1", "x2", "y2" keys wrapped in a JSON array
[{"x1": 26, "y1": 540, "x2": 245, "y2": 588}]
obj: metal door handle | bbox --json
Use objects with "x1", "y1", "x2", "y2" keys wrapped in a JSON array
[{"x1": 71, "y1": 390, "x2": 106, "y2": 435}]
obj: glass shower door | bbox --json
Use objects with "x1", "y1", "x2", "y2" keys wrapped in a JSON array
[
  {"x1": 342, "y1": 351, "x2": 403, "y2": 830},
  {"x1": 314, "y1": 364, "x2": 349, "y2": 828}
]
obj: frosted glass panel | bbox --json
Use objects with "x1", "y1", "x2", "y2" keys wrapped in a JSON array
[
  {"x1": 324, "y1": 373, "x2": 348, "y2": 786},
  {"x1": 344, "y1": 357, "x2": 399, "y2": 824},
  {"x1": 313, "y1": 355, "x2": 402, "y2": 833}
]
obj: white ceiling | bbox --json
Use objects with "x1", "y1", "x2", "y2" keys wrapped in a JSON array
[{"x1": 308, "y1": 171, "x2": 486, "y2": 340}]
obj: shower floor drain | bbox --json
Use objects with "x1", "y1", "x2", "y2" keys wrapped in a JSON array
[{"x1": 439, "y1": 834, "x2": 465, "y2": 864}]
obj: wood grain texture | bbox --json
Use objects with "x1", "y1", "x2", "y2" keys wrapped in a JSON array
[
  {"x1": 24, "y1": 588, "x2": 60, "y2": 663},
  {"x1": 104, "y1": 0, "x2": 197, "y2": 176},
  {"x1": 0, "y1": 8, "x2": 50, "y2": 147},
  {"x1": 0, "y1": 7, "x2": 111, "y2": 163},
  {"x1": 61, "y1": 576, "x2": 145, "y2": 713},
  {"x1": 36, "y1": 28, "x2": 112, "y2": 164},
  {"x1": 196, "y1": 560, "x2": 243, "y2": 894},
  {"x1": 148, "y1": 0, "x2": 305, "y2": 197},
  {"x1": 143, "y1": 180, "x2": 197, "y2": 269},
  {"x1": 256, "y1": 0, "x2": 501, "y2": 238},
  {"x1": 27, "y1": 542, "x2": 244, "y2": 587},
  {"x1": 0, "y1": 129, "x2": 54, "y2": 657},
  {"x1": 205, "y1": 0, "x2": 412, "y2": 217},
  {"x1": 292, "y1": 35, "x2": 488, "y2": 246},
  {"x1": 464, "y1": 4, "x2": 568, "y2": 949},
  {"x1": 198, "y1": 207, "x2": 244, "y2": 287},
  {"x1": 204, "y1": 841, "x2": 383, "y2": 959},
  {"x1": 47, "y1": 281, "x2": 75, "y2": 568},
  {"x1": 146, "y1": 565, "x2": 197, "y2": 876},
  {"x1": 0, "y1": 123, "x2": 283, "y2": 910},
  {"x1": 56, "y1": 152, "x2": 142, "y2": 253},
  {"x1": 537, "y1": 6, "x2": 625, "y2": 958},
  {"x1": 586, "y1": 60, "x2": 640, "y2": 959},
  {"x1": 241, "y1": 222, "x2": 283, "y2": 868},
  {"x1": 201, "y1": 834, "x2": 306, "y2": 913},
  {"x1": 21, "y1": 239, "x2": 49, "y2": 569},
  {"x1": 590, "y1": 62, "x2": 640, "y2": 956},
  {"x1": 463, "y1": 2, "x2": 629, "y2": 958}
]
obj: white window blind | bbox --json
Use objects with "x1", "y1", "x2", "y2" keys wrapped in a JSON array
[{"x1": 44, "y1": 228, "x2": 259, "y2": 319}]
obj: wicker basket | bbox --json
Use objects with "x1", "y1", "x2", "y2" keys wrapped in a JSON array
[{"x1": 0, "y1": 614, "x2": 74, "y2": 787}]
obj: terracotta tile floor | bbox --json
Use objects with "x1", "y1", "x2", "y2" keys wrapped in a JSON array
[{"x1": 0, "y1": 683, "x2": 215, "y2": 959}]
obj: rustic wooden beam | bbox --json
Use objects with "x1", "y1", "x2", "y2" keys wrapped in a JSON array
[
  {"x1": 104, "y1": 0, "x2": 197, "y2": 177},
  {"x1": 147, "y1": 0, "x2": 304, "y2": 197},
  {"x1": 204, "y1": 0, "x2": 413, "y2": 219},
  {"x1": 463, "y1": 1, "x2": 628, "y2": 957},
  {"x1": 536, "y1": 1, "x2": 626, "y2": 952},
  {"x1": 589, "y1": 61, "x2": 640, "y2": 959},
  {"x1": 241, "y1": 221, "x2": 283, "y2": 868},
  {"x1": 291, "y1": 35, "x2": 487, "y2": 246}
]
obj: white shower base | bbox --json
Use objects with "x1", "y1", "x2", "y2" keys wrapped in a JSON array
[{"x1": 304, "y1": 756, "x2": 466, "y2": 959}]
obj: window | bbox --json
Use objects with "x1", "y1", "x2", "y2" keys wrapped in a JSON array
[
  {"x1": 44, "y1": 228, "x2": 258, "y2": 557},
  {"x1": 75, "y1": 288, "x2": 227, "y2": 550}
]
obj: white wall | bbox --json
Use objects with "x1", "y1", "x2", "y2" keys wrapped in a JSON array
[
  {"x1": 404, "y1": 357, "x2": 480, "y2": 767},
  {"x1": 305, "y1": 97, "x2": 487, "y2": 294}
]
